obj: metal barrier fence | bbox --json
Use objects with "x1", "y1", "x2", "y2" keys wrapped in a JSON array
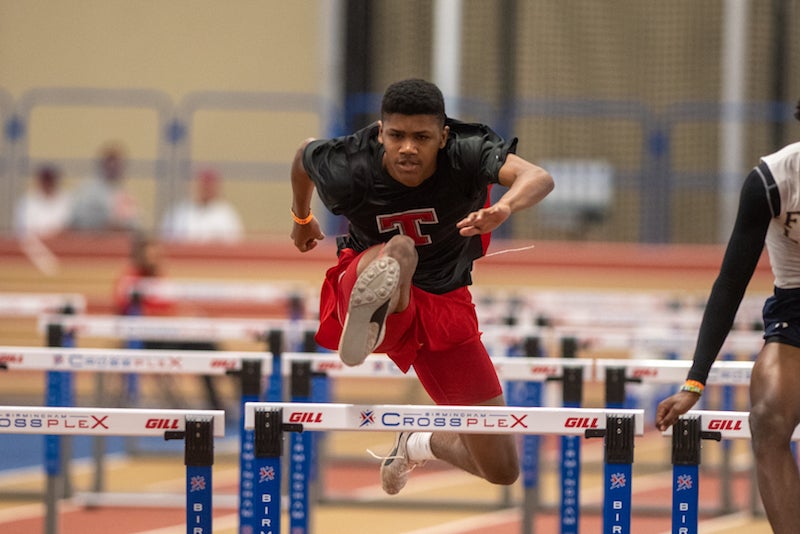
[{"x1": 1, "y1": 86, "x2": 797, "y2": 242}]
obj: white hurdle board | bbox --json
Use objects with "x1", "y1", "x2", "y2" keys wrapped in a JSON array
[
  {"x1": 131, "y1": 279, "x2": 306, "y2": 304},
  {"x1": 0, "y1": 345, "x2": 273, "y2": 374},
  {"x1": 38, "y1": 313, "x2": 319, "y2": 342},
  {"x1": 480, "y1": 323, "x2": 763, "y2": 354},
  {"x1": 594, "y1": 358, "x2": 753, "y2": 386},
  {"x1": 281, "y1": 353, "x2": 594, "y2": 381},
  {"x1": 662, "y1": 410, "x2": 800, "y2": 441},
  {"x1": 244, "y1": 402, "x2": 645, "y2": 436},
  {"x1": 0, "y1": 293, "x2": 86, "y2": 316},
  {"x1": 0, "y1": 406, "x2": 225, "y2": 436}
]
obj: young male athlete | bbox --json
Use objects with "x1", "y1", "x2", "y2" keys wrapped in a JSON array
[
  {"x1": 289, "y1": 78, "x2": 554, "y2": 494},
  {"x1": 656, "y1": 100, "x2": 800, "y2": 533}
]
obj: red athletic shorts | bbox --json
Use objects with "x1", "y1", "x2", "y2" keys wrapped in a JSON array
[{"x1": 315, "y1": 248, "x2": 502, "y2": 405}]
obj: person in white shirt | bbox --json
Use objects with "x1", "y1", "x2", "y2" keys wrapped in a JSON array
[
  {"x1": 14, "y1": 165, "x2": 71, "y2": 238},
  {"x1": 160, "y1": 168, "x2": 244, "y2": 243}
]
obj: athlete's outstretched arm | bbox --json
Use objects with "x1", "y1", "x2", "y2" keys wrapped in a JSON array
[
  {"x1": 655, "y1": 170, "x2": 772, "y2": 430},
  {"x1": 290, "y1": 138, "x2": 325, "y2": 252},
  {"x1": 457, "y1": 154, "x2": 554, "y2": 236}
]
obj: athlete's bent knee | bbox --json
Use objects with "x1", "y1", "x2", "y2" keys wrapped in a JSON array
[
  {"x1": 749, "y1": 404, "x2": 796, "y2": 452},
  {"x1": 484, "y1": 464, "x2": 519, "y2": 486},
  {"x1": 481, "y1": 452, "x2": 520, "y2": 486}
]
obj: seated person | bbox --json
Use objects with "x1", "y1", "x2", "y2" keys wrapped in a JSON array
[
  {"x1": 69, "y1": 143, "x2": 140, "y2": 232},
  {"x1": 14, "y1": 165, "x2": 71, "y2": 238},
  {"x1": 160, "y1": 168, "x2": 244, "y2": 243}
]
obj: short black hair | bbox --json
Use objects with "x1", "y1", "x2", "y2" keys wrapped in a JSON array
[
  {"x1": 795, "y1": 98, "x2": 800, "y2": 122},
  {"x1": 381, "y1": 79, "x2": 446, "y2": 125}
]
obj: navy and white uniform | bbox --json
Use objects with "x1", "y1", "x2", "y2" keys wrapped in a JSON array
[{"x1": 688, "y1": 141, "x2": 800, "y2": 384}]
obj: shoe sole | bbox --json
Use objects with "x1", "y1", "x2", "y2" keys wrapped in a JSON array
[
  {"x1": 339, "y1": 257, "x2": 400, "y2": 366},
  {"x1": 380, "y1": 432, "x2": 407, "y2": 495}
]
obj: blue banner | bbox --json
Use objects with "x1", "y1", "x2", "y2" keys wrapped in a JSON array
[
  {"x1": 603, "y1": 463, "x2": 632, "y2": 533},
  {"x1": 238, "y1": 394, "x2": 259, "y2": 533},
  {"x1": 186, "y1": 465, "x2": 213, "y2": 534},
  {"x1": 671, "y1": 465, "x2": 699, "y2": 534},
  {"x1": 289, "y1": 429, "x2": 312, "y2": 533},
  {"x1": 560, "y1": 434, "x2": 581, "y2": 534},
  {"x1": 252, "y1": 455, "x2": 282, "y2": 534}
]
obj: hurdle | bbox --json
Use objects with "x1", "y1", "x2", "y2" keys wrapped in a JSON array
[
  {"x1": 595, "y1": 358, "x2": 758, "y2": 517},
  {"x1": 664, "y1": 410, "x2": 800, "y2": 534},
  {"x1": 481, "y1": 322, "x2": 764, "y2": 358},
  {"x1": 0, "y1": 292, "x2": 86, "y2": 317},
  {"x1": 244, "y1": 401, "x2": 644, "y2": 534},
  {"x1": 0, "y1": 406, "x2": 224, "y2": 534},
  {"x1": 279, "y1": 351, "x2": 597, "y2": 529},
  {"x1": 0, "y1": 343, "x2": 277, "y2": 534},
  {"x1": 31, "y1": 314, "x2": 322, "y2": 534},
  {"x1": 37, "y1": 313, "x2": 319, "y2": 345},
  {"x1": 280, "y1": 354, "x2": 607, "y2": 534},
  {"x1": 472, "y1": 287, "x2": 766, "y2": 332}
]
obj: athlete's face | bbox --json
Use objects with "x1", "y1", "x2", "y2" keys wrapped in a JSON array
[{"x1": 378, "y1": 113, "x2": 448, "y2": 186}]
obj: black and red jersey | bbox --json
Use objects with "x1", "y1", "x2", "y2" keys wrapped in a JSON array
[{"x1": 303, "y1": 118, "x2": 517, "y2": 294}]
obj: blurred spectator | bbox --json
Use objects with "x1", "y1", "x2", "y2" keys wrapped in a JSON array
[
  {"x1": 13, "y1": 165, "x2": 71, "y2": 238},
  {"x1": 160, "y1": 168, "x2": 244, "y2": 243},
  {"x1": 113, "y1": 232, "x2": 225, "y2": 410},
  {"x1": 68, "y1": 143, "x2": 140, "y2": 232},
  {"x1": 113, "y1": 232, "x2": 172, "y2": 316}
]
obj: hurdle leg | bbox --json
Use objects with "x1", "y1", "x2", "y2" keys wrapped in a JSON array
[
  {"x1": 253, "y1": 407, "x2": 286, "y2": 534},
  {"x1": 44, "y1": 322, "x2": 70, "y2": 534},
  {"x1": 671, "y1": 415, "x2": 721, "y2": 534},
  {"x1": 558, "y1": 364, "x2": 583, "y2": 534},
  {"x1": 92, "y1": 373, "x2": 107, "y2": 495},
  {"x1": 718, "y1": 352, "x2": 736, "y2": 514},
  {"x1": 289, "y1": 361, "x2": 313, "y2": 534},
  {"x1": 599, "y1": 415, "x2": 635, "y2": 534},
  {"x1": 183, "y1": 417, "x2": 215, "y2": 534},
  {"x1": 236, "y1": 359, "x2": 264, "y2": 533},
  {"x1": 265, "y1": 330, "x2": 284, "y2": 402},
  {"x1": 516, "y1": 336, "x2": 545, "y2": 533}
]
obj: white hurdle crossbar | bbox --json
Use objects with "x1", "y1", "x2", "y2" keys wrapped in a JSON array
[
  {"x1": 0, "y1": 406, "x2": 223, "y2": 534},
  {"x1": 594, "y1": 358, "x2": 753, "y2": 386},
  {"x1": 0, "y1": 345, "x2": 273, "y2": 375},
  {"x1": 0, "y1": 293, "x2": 86, "y2": 316},
  {"x1": 243, "y1": 402, "x2": 644, "y2": 534},
  {"x1": 281, "y1": 352, "x2": 595, "y2": 382},
  {"x1": 0, "y1": 406, "x2": 225, "y2": 437},
  {"x1": 0, "y1": 344, "x2": 271, "y2": 518},
  {"x1": 244, "y1": 402, "x2": 644, "y2": 436},
  {"x1": 662, "y1": 410, "x2": 800, "y2": 441},
  {"x1": 244, "y1": 402, "x2": 643, "y2": 435},
  {"x1": 38, "y1": 313, "x2": 319, "y2": 342}
]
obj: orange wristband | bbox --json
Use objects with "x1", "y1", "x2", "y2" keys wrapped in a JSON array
[
  {"x1": 680, "y1": 379, "x2": 704, "y2": 396},
  {"x1": 291, "y1": 209, "x2": 313, "y2": 225}
]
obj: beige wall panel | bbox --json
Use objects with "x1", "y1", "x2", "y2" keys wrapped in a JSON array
[{"x1": 0, "y1": 1, "x2": 320, "y2": 97}]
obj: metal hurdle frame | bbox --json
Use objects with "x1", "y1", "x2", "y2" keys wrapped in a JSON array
[
  {"x1": 30, "y1": 313, "x2": 319, "y2": 534},
  {"x1": 0, "y1": 406, "x2": 224, "y2": 534},
  {"x1": 243, "y1": 401, "x2": 644, "y2": 534},
  {"x1": 663, "y1": 410, "x2": 800, "y2": 534},
  {"x1": 0, "y1": 345, "x2": 270, "y2": 511},
  {"x1": 595, "y1": 358, "x2": 759, "y2": 518},
  {"x1": 29, "y1": 313, "x2": 765, "y2": 531},
  {"x1": 279, "y1": 354, "x2": 596, "y2": 533},
  {"x1": 0, "y1": 294, "x2": 85, "y2": 502}
]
